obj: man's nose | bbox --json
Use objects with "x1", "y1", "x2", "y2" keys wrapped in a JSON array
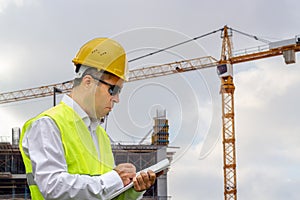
[{"x1": 112, "y1": 93, "x2": 120, "y2": 103}]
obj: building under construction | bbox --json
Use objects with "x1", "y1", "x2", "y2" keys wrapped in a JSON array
[{"x1": 0, "y1": 110, "x2": 176, "y2": 200}]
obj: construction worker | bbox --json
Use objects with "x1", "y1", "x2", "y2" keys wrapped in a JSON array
[{"x1": 19, "y1": 38, "x2": 157, "y2": 200}]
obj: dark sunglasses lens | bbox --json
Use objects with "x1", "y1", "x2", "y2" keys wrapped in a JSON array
[{"x1": 109, "y1": 85, "x2": 121, "y2": 96}]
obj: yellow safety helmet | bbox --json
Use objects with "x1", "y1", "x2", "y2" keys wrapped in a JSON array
[{"x1": 72, "y1": 38, "x2": 128, "y2": 80}]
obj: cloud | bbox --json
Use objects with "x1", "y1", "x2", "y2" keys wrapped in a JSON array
[
  {"x1": 232, "y1": 55, "x2": 300, "y2": 199},
  {"x1": 0, "y1": 0, "x2": 31, "y2": 13},
  {"x1": 0, "y1": 0, "x2": 18, "y2": 13},
  {"x1": 235, "y1": 58, "x2": 300, "y2": 108},
  {"x1": 169, "y1": 144, "x2": 224, "y2": 200},
  {"x1": 0, "y1": 104, "x2": 24, "y2": 138}
]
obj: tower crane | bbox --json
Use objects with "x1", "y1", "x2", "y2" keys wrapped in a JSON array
[{"x1": 0, "y1": 26, "x2": 299, "y2": 200}]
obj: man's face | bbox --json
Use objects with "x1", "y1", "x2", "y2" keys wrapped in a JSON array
[{"x1": 93, "y1": 75, "x2": 124, "y2": 119}]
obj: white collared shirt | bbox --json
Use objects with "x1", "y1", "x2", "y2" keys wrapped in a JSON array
[{"x1": 22, "y1": 94, "x2": 142, "y2": 199}]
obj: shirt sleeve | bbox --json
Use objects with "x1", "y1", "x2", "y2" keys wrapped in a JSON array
[{"x1": 22, "y1": 117, "x2": 124, "y2": 200}]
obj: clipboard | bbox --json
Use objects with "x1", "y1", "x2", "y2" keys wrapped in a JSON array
[{"x1": 108, "y1": 158, "x2": 170, "y2": 200}]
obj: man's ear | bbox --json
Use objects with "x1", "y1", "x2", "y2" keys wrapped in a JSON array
[{"x1": 81, "y1": 75, "x2": 94, "y2": 88}]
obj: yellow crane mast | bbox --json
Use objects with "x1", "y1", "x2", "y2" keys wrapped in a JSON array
[
  {"x1": 1, "y1": 26, "x2": 300, "y2": 200},
  {"x1": 218, "y1": 26, "x2": 237, "y2": 200}
]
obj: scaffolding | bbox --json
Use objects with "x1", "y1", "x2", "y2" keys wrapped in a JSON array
[
  {"x1": 0, "y1": 142, "x2": 28, "y2": 199},
  {"x1": 152, "y1": 110, "x2": 170, "y2": 146}
]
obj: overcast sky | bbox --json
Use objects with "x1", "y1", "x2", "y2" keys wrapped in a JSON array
[{"x1": 0, "y1": 0, "x2": 300, "y2": 199}]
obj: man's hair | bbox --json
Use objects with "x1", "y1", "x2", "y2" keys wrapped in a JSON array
[{"x1": 73, "y1": 65, "x2": 114, "y2": 88}]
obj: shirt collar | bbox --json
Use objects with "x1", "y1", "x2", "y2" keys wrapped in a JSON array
[{"x1": 61, "y1": 94, "x2": 91, "y2": 128}]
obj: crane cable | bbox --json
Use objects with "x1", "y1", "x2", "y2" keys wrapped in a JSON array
[
  {"x1": 128, "y1": 26, "x2": 270, "y2": 63},
  {"x1": 128, "y1": 28, "x2": 223, "y2": 62},
  {"x1": 230, "y1": 27, "x2": 271, "y2": 44}
]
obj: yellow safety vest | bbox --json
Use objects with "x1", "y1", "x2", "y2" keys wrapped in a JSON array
[{"x1": 19, "y1": 102, "x2": 119, "y2": 199}]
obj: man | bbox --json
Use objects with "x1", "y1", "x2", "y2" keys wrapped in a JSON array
[{"x1": 19, "y1": 38, "x2": 157, "y2": 200}]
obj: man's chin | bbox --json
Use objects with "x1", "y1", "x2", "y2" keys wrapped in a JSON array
[{"x1": 97, "y1": 112, "x2": 110, "y2": 120}]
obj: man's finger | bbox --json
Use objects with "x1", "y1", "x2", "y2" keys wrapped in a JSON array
[{"x1": 148, "y1": 170, "x2": 156, "y2": 184}]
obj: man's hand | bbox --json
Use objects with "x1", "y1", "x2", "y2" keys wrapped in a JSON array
[
  {"x1": 133, "y1": 170, "x2": 156, "y2": 192},
  {"x1": 114, "y1": 163, "x2": 136, "y2": 186}
]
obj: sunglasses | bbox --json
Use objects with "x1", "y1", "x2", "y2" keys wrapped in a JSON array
[{"x1": 92, "y1": 77, "x2": 122, "y2": 96}]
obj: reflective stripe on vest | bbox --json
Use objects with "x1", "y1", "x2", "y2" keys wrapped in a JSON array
[{"x1": 26, "y1": 173, "x2": 36, "y2": 186}]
